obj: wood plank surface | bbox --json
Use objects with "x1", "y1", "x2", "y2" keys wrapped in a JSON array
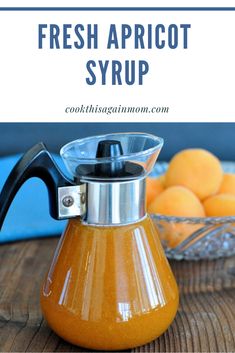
[{"x1": 0, "y1": 238, "x2": 234, "y2": 353}]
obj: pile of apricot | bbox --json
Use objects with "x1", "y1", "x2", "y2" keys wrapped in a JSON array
[{"x1": 147, "y1": 149, "x2": 235, "y2": 247}]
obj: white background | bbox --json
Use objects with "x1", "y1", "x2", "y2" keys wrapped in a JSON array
[{"x1": 0, "y1": 2, "x2": 234, "y2": 122}]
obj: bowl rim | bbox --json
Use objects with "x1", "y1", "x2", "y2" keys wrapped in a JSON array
[{"x1": 151, "y1": 214, "x2": 235, "y2": 224}]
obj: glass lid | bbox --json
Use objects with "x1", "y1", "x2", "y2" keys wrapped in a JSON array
[{"x1": 60, "y1": 132, "x2": 164, "y2": 181}]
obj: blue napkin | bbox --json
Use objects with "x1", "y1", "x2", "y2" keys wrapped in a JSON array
[{"x1": 0, "y1": 154, "x2": 67, "y2": 243}]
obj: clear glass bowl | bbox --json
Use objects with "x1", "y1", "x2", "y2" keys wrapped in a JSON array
[{"x1": 150, "y1": 161, "x2": 235, "y2": 260}]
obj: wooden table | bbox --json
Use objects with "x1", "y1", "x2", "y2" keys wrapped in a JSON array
[{"x1": 0, "y1": 238, "x2": 234, "y2": 352}]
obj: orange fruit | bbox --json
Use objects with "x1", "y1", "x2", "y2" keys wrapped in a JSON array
[
  {"x1": 159, "y1": 222, "x2": 202, "y2": 249},
  {"x1": 218, "y1": 173, "x2": 235, "y2": 195},
  {"x1": 148, "y1": 186, "x2": 205, "y2": 248},
  {"x1": 148, "y1": 185, "x2": 205, "y2": 217},
  {"x1": 165, "y1": 149, "x2": 223, "y2": 200},
  {"x1": 146, "y1": 176, "x2": 164, "y2": 207},
  {"x1": 203, "y1": 193, "x2": 235, "y2": 217}
]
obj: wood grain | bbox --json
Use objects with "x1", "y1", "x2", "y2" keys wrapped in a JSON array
[{"x1": 0, "y1": 238, "x2": 234, "y2": 353}]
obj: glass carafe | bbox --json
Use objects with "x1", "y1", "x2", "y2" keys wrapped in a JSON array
[{"x1": 0, "y1": 133, "x2": 179, "y2": 351}]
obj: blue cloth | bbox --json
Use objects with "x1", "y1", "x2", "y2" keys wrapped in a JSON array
[{"x1": 0, "y1": 154, "x2": 67, "y2": 243}]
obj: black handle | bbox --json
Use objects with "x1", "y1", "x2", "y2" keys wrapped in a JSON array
[{"x1": 0, "y1": 142, "x2": 75, "y2": 229}]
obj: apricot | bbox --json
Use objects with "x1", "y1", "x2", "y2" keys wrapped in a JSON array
[
  {"x1": 148, "y1": 186, "x2": 205, "y2": 248},
  {"x1": 148, "y1": 185, "x2": 205, "y2": 217},
  {"x1": 218, "y1": 173, "x2": 235, "y2": 195},
  {"x1": 159, "y1": 222, "x2": 202, "y2": 248},
  {"x1": 165, "y1": 149, "x2": 223, "y2": 200},
  {"x1": 203, "y1": 193, "x2": 235, "y2": 217},
  {"x1": 146, "y1": 177, "x2": 164, "y2": 206}
]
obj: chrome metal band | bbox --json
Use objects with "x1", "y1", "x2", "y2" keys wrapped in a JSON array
[{"x1": 83, "y1": 178, "x2": 146, "y2": 226}]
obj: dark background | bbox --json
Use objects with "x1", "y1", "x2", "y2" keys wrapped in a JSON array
[{"x1": 1, "y1": 123, "x2": 235, "y2": 161}]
